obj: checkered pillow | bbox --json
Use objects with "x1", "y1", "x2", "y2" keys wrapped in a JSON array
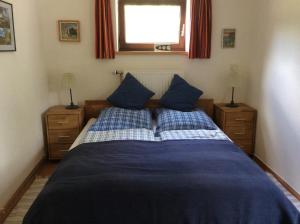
[
  {"x1": 90, "y1": 107, "x2": 152, "y2": 131},
  {"x1": 84, "y1": 129, "x2": 156, "y2": 143},
  {"x1": 159, "y1": 129, "x2": 229, "y2": 141},
  {"x1": 156, "y1": 108, "x2": 217, "y2": 133}
]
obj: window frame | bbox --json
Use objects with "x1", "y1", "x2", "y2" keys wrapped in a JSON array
[{"x1": 118, "y1": 0, "x2": 186, "y2": 52}]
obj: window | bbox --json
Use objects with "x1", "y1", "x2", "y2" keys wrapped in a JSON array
[{"x1": 118, "y1": 0, "x2": 186, "y2": 52}]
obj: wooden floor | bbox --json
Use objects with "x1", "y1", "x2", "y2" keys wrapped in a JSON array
[{"x1": 37, "y1": 161, "x2": 59, "y2": 178}]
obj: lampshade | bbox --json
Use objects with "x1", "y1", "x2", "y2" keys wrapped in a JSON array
[
  {"x1": 62, "y1": 73, "x2": 75, "y2": 89},
  {"x1": 228, "y1": 64, "x2": 241, "y2": 87}
]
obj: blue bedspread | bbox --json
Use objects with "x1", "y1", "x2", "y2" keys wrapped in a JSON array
[{"x1": 23, "y1": 140, "x2": 300, "y2": 224}]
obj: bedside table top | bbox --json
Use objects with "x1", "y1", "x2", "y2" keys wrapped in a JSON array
[
  {"x1": 215, "y1": 103, "x2": 256, "y2": 113},
  {"x1": 47, "y1": 106, "x2": 83, "y2": 115}
]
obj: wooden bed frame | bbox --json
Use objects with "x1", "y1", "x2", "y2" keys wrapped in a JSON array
[{"x1": 84, "y1": 99, "x2": 214, "y2": 122}]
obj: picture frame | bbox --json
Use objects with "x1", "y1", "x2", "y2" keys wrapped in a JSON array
[
  {"x1": 0, "y1": 0, "x2": 16, "y2": 52},
  {"x1": 58, "y1": 20, "x2": 80, "y2": 42},
  {"x1": 222, "y1": 29, "x2": 236, "y2": 49}
]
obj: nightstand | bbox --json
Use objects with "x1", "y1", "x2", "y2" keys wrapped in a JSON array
[
  {"x1": 214, "y1": 103, "x2": 257, "y2": 155},
  {"x1": 45, "y1": 106, "x2": 84, "y2": 160}
]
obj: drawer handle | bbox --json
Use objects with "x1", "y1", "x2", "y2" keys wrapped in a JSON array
[
  {"x1": 235, "y1": 132, "x2": 246, "y2": 135},
  {"x1": 235, "y1": 118, "x2": 247, "y2": 121},
  {"x1": 58, "y1": 136, "x2": 71, "y2": 138},
  {"x1": 56, "y1": 121, "x2": 68, "y2": 124}
]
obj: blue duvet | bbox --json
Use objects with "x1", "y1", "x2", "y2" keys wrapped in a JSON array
[{"x1": 24, "y1": 140, "x2": 300, "y2": 224}]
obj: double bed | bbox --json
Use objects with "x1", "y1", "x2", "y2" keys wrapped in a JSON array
[{"x1": 23, "y1": 99, "x2": 300, "y2": 224}]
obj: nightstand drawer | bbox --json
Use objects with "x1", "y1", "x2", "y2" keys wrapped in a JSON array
[
  {"x1": 234, "y1": 140, "x2": 253, "y2": 154},
  {"x1": 214, "y1": 103, "x2": 256, "y2": 156},
  {"x1": 47, "y1": 115, "x2": 78, "y2": 129},
  {"x1": 226, "y1": 112, "x2": 254, "y2": 126},
  {"x1": 48, "y1": 144, "x2": 71, "y2": 160},
  {"x1": 225, "y1": 126, "x2": 253, "y2": 140},
  {"x1": 46, "y1": 106, "x2": 84, "y2": 160},
  {"x1": 48, "y1": 129, "x2": 79, "y2": 144}
]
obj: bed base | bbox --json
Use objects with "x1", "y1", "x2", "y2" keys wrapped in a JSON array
[{"x1": 85, "y1": 99, "x2": 214, "y2": 122}]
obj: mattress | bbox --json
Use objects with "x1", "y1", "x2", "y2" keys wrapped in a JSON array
[{"x1": 23, "y1": 115, "x2": 300, "y2": 224}]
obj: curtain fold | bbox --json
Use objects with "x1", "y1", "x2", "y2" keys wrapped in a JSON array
[
  {"x1": 95, "y1": 0, "x2": 115, "y2": 59},
  {"x1": 189, "y1": 0, "x2": 212, "y2": 59}
]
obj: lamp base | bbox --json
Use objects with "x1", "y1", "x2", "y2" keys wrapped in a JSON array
[
  {"x1": 226, "y1": 103, "x2": 239, "y2": 108},
  {"x1": 66, "y1": 104, "x2": 79, "y2": 110}
]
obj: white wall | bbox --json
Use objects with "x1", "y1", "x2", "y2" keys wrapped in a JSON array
[
  {"x1": 37, "y1": 0, "x2": 256, "y2": 106},
  {"x1": 0, "y1": 0, "x2": 48, "y2": 208},
  {"x1": 248, "y1": 0, "x2": 300, "y2": 193}
]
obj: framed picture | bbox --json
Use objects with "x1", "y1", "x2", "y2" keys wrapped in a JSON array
[
  {"x1": 0, "y1": 0, "x2": 16, "y2": 52},
  {"x1": 58, "y1": 20, "x2": 80, "y2": 42},
  {"x1": 222, "y1": 29, "x2": 236, "y2": 48}
]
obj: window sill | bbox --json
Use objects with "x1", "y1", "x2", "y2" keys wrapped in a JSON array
[{"x1": 116, "y1": 51, "x2": 188, "y2": 56}]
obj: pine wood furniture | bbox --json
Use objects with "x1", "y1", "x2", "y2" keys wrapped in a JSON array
[
  {"x1": 84, "y1": 99, "x2": 214, "y2": 121},
  {"x1": 45, "y1": 106, "x2": 84, "y2": 160},
  {"x1": 214, "y1": 103, "x2": 257, "y2": 155}
]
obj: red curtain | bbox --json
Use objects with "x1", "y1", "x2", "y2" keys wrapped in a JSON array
[
  {"x1": 189, "y1": 0, "x2": 212, "y2": 59},
  {"x1": 95, "y1": 0, "x2": 115, "y2": 59}
]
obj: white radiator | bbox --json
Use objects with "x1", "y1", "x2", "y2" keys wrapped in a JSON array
[{"x1": 124, "y1": 70, "x2": 184, "y2": 99}]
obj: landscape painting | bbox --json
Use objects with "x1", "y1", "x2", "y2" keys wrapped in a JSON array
[
  {"x1": 58, "y1": 20, "x2": 80, "y2": 42},
  {"x1": 0, "y1": 1, "x2": 16, "y2": 51}
]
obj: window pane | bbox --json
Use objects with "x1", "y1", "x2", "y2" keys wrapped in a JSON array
[{"x1": 124, "y1": 5, "x2": 181, "y2": 44}]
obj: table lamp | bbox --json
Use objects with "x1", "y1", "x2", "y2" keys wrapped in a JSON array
[
  {"x1": 62, "y1": 73, "x2": 79, "y2": 110},
  {"x1": 226, "y1": 64, "x2": 241, "y2": 108}
]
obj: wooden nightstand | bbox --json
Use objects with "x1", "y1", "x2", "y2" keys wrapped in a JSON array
[
  {"x1": 214, "y1": 103, "x2": 257, "y2": 155},
  {"x1": 45, "y1": 106, "x2": 84, "y2": 160}
]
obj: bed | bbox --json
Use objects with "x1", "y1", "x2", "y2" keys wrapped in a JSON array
[{"x1": 22, "y1": 99, "x2": 300, "y2": 224}]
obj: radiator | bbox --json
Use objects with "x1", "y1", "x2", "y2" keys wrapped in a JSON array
[{"x1": 124, "y1": 70, "x2": 184, "y2": 99}]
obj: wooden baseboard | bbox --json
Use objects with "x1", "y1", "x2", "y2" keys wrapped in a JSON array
[
  {"x1": 253, "y1": 156, "x2": 300, "y2": 201},
  {"x1": 0, "y1": 157, "x2": 46, "y2": 224}
]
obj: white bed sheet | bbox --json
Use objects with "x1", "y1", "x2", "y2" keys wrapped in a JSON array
[{"x1": 69, "y1": 118, "x2": 97, "y2": 150}]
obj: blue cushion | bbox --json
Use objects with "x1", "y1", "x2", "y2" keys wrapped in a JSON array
[
  {"x1": 107, "y1": 73, "x2": 155, "y2": 110},
  {"x1": 156, "y1": 108, "x2": 217, "y2": 133},
  {"x1": 160, "y1": 74, "x2": 203, "y2": 112},
  {"x1": 90, "y1": 107, "x2": 152, "y2": 131}
]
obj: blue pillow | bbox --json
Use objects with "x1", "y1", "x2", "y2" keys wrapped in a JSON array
[
  {"x1": 107, "y1": 73, "x2": 155, "y2": 110},
  {"x1": 156, "y1": 108, "x2": 217, "y2": 133},
  {"x1": 160, "y1": 74, "x2": 203, "y2": 112},
  {"x1": 90, "y1": 107, "x2": 152, "y2": 131}
]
